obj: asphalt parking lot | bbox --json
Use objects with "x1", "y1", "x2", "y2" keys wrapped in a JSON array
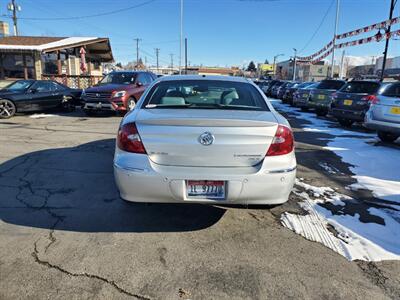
[{"x1": 1, "y1": 108, "x2": 399, "y2": 300}]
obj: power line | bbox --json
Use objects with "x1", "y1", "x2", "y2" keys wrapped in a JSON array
[
  {"x1": 298, "y1": 0, "x2": 335, "y2": 54},
  {"x1": 3, "y1": 0, "x2": 157, "y2": 20}
]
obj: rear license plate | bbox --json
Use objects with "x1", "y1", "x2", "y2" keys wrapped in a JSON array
[
  {"x1": 186, "y1": 180, "x2": 225, "y2": 200},
  {"x1": 317, "y1": 94, "x2": 325, "y2": 100},
  {"x1": 344, "y1": 99, "x2": 353, "y2": 106},
  {"x1": 390, "y1": 106, "x2": 400, "y2": 114}
]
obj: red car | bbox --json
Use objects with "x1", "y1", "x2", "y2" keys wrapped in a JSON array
[{"x1": 82, "y1": 71, "x2": 156, "y2": 116}]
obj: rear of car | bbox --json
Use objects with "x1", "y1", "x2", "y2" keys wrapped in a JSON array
[
  {"x1": 307, "y1": 80, "x2": 346, "y2": 116},
  {"x1": 270, "y1": 81, "x2": 285, "y2": 98},
  {"x1": 330, "y1": 80, "x2": 381, "y2": 127},
  {"x1": 114, "y1": 76, "x2": 296, "y2": 205},
  {"x1": 277, "y1": 82, "x2": 291, "y2": 99},
  {"x1": 293, "y1": 83, "x2": 319, "y2": 109},
  {"x1": 365, "y1": 82, "x2": 400, "y2": 142},
  {"x1": 284, "y1": 82, "x2": 311, "y2": 105}
]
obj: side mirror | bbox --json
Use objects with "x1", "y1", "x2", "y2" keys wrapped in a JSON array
[
  {"x1": 136, "y1": 82, "x2": 143, "y2": 87},
  {"x1": 28, "y1": 88, "x2": 38, "y2": 94}
]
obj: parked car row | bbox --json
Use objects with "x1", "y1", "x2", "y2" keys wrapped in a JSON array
[
  {"x1": 0, "y1": 71, "x2": 157, "y2": 119},
  {"x1": 277, "y1": 79, "x2": 400, "y2": 143}
]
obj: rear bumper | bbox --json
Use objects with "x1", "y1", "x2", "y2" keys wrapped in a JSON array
[
  {"x1": 114, "y1": 150, "x2": 296, "y2": 205},
  {"x1": 294, "y1": 99, "x2": 309, "y2": 108},
  {"x1": 330, "y1": 108, "x2": 365, "y2": 122},
  {"x1": 308, "y1": 100, "x2": 331, "y2": 110},
  {"x1": 365, "y1": 111, "x2": 400, "y2": 134}
]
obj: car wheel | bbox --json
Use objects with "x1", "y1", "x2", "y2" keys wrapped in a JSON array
[
  {"x1": 377, "y1": 131, "x2": 399, "y2": 143},
  {"x1": 61, "y1": 96, "x2": 75, "y2": 112},
  {"x1": 316, "y1": 109, "x2": 328, "y2": 117},
  {"x1": 127, "y1": 98, "x2": 136, "y2": 111},
  {"x1": 338, "y1": 118, "x2": 353, "y2": 127},
  {"x1": 0, "y1": 99, "x2": 16, "y2": 119}
]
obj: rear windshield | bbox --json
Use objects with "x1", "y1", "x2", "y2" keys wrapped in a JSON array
[
  {"x1": 305, "y1": 83, "x2": 319, "y2": 89},
  {"x1": 339, "y1": 81, "x2": 380, "y2": 94},
  {"x1": 381, "y1": 83, "x2": 400, "y2": 98},
  {"x1": 143, "y1": 80, "x2": 269, "y2": 111},
  {"x1": 317, "y1": 80, "x2": 346, "y2": 90}
]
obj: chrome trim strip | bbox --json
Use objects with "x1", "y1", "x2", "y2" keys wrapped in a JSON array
[
  {"x1": 267, "y1": 166, "x2": 297, "y2": 174},
  {"x1": 114, "y1": 162, "x2": 147, "y2": 173}
]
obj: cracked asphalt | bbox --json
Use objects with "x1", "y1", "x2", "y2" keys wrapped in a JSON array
[{"x1": 0, "y1": 110, "x2": 399, "y2": 299}]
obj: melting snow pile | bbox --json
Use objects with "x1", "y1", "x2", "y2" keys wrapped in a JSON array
[
  {"x1": 281, "y1": 180, "x2": 400, "y2": 261},
  {"x1": 271, "y1": 99, "x2": 400, "y2": 261},
  {"x1": 29, "y1": 114, "x2": 57, "y2": 119}
]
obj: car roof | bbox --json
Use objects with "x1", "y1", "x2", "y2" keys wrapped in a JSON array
[
  {"x1": 109, "y1": 70, "x2": 151, "y2": 74},
  {"x1": 156, "y1": 75, "x2": 250, "y2": 83}
]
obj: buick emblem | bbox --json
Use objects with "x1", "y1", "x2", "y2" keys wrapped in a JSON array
[
  {"x1": 96, "y1": 93, "x2": 100, "y2": 97},
  {"x1": 198, "y1": 132, "x2": 214, "y2": 146}
]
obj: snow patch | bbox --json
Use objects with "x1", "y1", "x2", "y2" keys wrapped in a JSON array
[
  {"x1": 29, "y1": 114, "x2": 57, "y2": 119},
  {"x1": 281, "y1": 181, "x2": 400, "y2": 261}
]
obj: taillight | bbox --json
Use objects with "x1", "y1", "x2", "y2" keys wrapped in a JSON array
[
  {"x1": 117, "y1": 123, "x2": 146, "y2": 154},
  {"x1": 361, "y1": 95, "x2": 379, "y2": 104},
  {"x1": 266, "y1": 125, "x2": 294, "y2": 156}
]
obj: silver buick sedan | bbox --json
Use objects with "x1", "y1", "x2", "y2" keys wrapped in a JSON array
[{"x1": 114, "y1": 76, "x2": 296, "y2": 205}]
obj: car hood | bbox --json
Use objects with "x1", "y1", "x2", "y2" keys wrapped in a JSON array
[{"x1": 85, "y1": 84, "x2": 130, "y2": 92}]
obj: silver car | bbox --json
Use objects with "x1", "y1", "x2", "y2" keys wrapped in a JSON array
[
  {"x1": 365, "y1": 82, "x2": 400, "y2": 143},
  {"x1": 114, "y1": 76, "x2": 296, "y2": 204}
]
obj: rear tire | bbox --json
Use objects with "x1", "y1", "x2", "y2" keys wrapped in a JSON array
[
  {"x1": 338, "y1": 118, "x2": 353, "y2": 127},
  {"x1": 0, "y1": 99, "x2": 16, "y2": 119},
  {"x1": 377, "y1": 131, "x2": 399, "y2": 143},
  {"x1": 127, "y1": 97, "x2": 136, "y2": 111}
]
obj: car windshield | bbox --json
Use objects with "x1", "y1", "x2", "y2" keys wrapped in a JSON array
[
  {"x1": 339, "y1": 82, "x2": 380, "y2": 94},
  {"x1": 5, "y1": 80, "x2": 34, "y2": 91},
  {"x1": 296, "y1": 82, "x2": 311, "y2": 89},
  {"x1": 381, "y1": 83, "x2": 400, "y2": 98},
  {"x1": 317, "y1": 80, "x2": 345, "y2": 90},
  {"x1": 305, "y1": 83, "x2": 319, "y2": 89},
  {"x1": 144, "y1": 80, "x2": 269, "y2": 111},
  {"x1": 99, "y1": 73, "x2": 136, "y2": 85}
]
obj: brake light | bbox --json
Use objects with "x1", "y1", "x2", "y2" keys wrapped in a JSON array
[
  {"x1": 117, "y1": 123, "x2": 146, "y2": 154},
  {"x1": 266, "y1": 125, "x2": 294, "y2": 156},
  {"x1": 361, "y1": 95, "x2": 379, "y2": 104}
]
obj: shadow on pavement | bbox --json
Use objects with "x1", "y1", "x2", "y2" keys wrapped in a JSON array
[{"x1": 0, "y1": 139, "x2": 226, "y2": 233}]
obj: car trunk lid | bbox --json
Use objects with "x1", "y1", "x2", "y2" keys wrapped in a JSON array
[{"x1": 135, "y1": 109, "x2": 279, "y2": 167}]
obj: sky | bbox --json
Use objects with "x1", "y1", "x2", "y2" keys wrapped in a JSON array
[{"x1": 5, "y1": 0, "x2": 400, "y2": 67}]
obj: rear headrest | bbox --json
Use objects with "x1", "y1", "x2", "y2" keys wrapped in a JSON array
[
  {"x1": 160, "y1": 97, "x2": 186, "y2": 105},
  {"x1": 165, "y1": 90, "x2": 185, "y2": 98}
]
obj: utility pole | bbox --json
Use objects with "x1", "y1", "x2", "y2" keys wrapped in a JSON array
[
  {"x1": 184, "y1": 38, "x2": 188, "y2": 74},
  {"x1": 8, "y1": 0, "x2": 21, "y2": 36},
  {"x1": 380, "y1": 0, "x2": 396, "y2": 82},
  {"x1": 292, "y1": 48, "x2": 297, "y2": 81},
  {"x1": 155, "y1": 48, "x2": 160, "y2": 74},
  {"x1": 179, "y1": 0, "x2": 184, "y2": 75},
  {"x1": 339, "y1": 50, "x2": 345, "y2": 79},
  {"x1": 330, "y1": 0, "x2": 340, "y2": 78},
  {"x1": 273, "y1": 53, "x2": 284, "y2": 78},
  {"x1": 134, "y1": 38, "x2": 141, "y2": 70},
  {"x1": 170, "y1": 53, "x2": 174, "y2": 74}
]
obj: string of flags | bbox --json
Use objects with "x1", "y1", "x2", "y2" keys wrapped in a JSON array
[{"x1": 296, "y1": 16, "x2": 400, "y2": 63}]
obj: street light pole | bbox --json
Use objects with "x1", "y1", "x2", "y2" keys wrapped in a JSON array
[
  {"x1": 380, "y1": 0, "x2": 396, "y2": 82},
  {"x1": 330, "y1": 0, "x2": 340, "y2": 78},
  {"x1": 293, "y1": 48, "x2": 297, "y2": 81},
  {"x1": 179, "y1": 0, "x2": 183, "y2": 75},
  {"x1": 273, "y1": 53, "x2": 284, "y2": 79}
]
